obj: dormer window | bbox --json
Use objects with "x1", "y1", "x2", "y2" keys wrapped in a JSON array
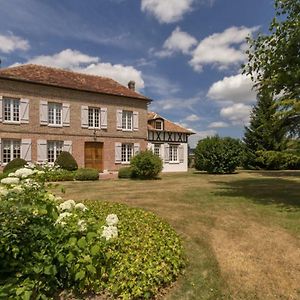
[{"x1": 155, "y1": 120, "x2": 163, "y2": 130}]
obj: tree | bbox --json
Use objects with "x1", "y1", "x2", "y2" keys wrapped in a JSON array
[
  {"x1": 243, "y1": 91, "x2": 287, "y2": 168},
  {"x1": 243, "y1": 0, "x2": 300, "y2": 136}
]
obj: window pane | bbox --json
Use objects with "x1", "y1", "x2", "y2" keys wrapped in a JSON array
[
  {"x1": 2, "y1": 139, "x2": 21, "y2": 163},
  {"x1": 13, "y1": 100, "x2": 20, "y2": 121},
  {"x1": 88, "y1": 108, "x2": 94, "y2": 127},
  {"x1": 122, "y1": 111, "x2": 133, "y2": 130}
]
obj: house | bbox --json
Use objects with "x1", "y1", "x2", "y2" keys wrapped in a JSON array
[
  {"x1": 0, "y1": 64, "x2": 150, "y2": 171},
  {"x1": 147, "y1": 112, "x2": 194, "y2": 172}
]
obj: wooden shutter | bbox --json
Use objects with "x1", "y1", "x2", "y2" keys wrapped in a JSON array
[
  {"x1": 116, "y1": 109, "x2": 122, "y2": 130},
  {"x1": 0, "y1": 96, "x2": 3, "y2": 122},
  {"x1": 147, "y1": 143, "x2": 154, "y2": 151},
  {"x1": 134, "y1": 143, "x2": 140, "y2": 156},
  {"x1": 0, "y1": 139, "x2": 2, "y2": 164},
  {"x1": 40, "y1": 100, "x2": 48, "y2": 125},
  {"x1": 62, "y1": 103, "x2": 70, "y2": 127},
  {"x1": 179, "y1": 145, "x2": 184, "y2": 163},
  {"x1": 63, "y1": 140, "x2": 72, "y2": 153},
  {"x1": 21, "y1": 139, "x2": 32, "y2": 162},
  {"x1": 133, "y1": 111, "x2": 139, "y2": 131},
  {"x1": 100, "y1": 107, "x2": 108, "y2": 129},
  {"x1": 164, "y1": 144, "x2": 170, "y2": 163},
  {"x1": 115, "y1": 142, "x2": 122, "y2": 163},
  {"x1": 37, "y1": 139, "x2": 47, "y2": 162},
  {"x1": 20, "y1": 98, "x2": 29, "y2": 124},
  {"x1": 81, "y1": 106, "x2": 89, "y2": 128}
]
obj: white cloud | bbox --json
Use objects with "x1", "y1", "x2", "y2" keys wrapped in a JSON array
[
  {"x1": 185, "y1": 114, "x2": 201, "y2": 122},
  {"x1": 144, "y1": 74, "x2": 180, "y2": 97},
  {"x1": 220, "y1": 103, "x2": 251, "y2": 125},
  {"x1": 207, "y1": 73, "x2": 256, "y2": 104},
  {"x1": 24, "y1": 49, "x2": 144, "y2": 90},
  {"x1": 141, "y1": 0, "x2": 194, "y2": 23},
  {"x1": 189, "y1": 26, "x2": 258, "y2": 71},
  {"x1": 188, "y1": 130, "x2": 217, "y2": 148},
  {"x1": 0, "y1": 33, "x2": 30, "y2": 53},
  {"x1": 207, "y1": 121, "x2": 229, "y2": 128},
  {"x1": 156, "y1": 27, "x2": 197, "y2": 57}
]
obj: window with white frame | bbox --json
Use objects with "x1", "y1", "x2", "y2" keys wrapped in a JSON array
[
  {"x1": 48, "y1": 103, "x2": 62, "y2": 125},
  {"x1": 122, "y1": 111, "x2": 133, "y2": 130},
  {"x1": 3, "y1": 98, "x2": 20, "y2": 122},
  {"x1": 2, "y1": 139, "x2": 21, "y2": 163},
  {"x1": 88, "y1": 107, "x2": 100, "y2": 128},
  {"x1": 121, "y1": 143, "x2": 133, "y2": 163},
  {"x1": 169, "y1": 144, "x2": 178, "y2": 162},
  {"x1": 154, "y1": 144, "x2": 161, "y2": 157},
  {"x1": 155, "y1": 120, "x2": 163, "y2": 130},
  {"x1": 47, "y1": 141, "x2": 63, "y2": 162}
]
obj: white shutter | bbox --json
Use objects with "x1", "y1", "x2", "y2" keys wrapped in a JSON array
[
  {"x1": 100, "y1": 107, "x2": 107, "y2": 129},
  {"x1": 164, "y1": 144, "x2": 170, "y2": 163},
  {"x1": 63, "y1": 140, "x2": 72, "y2": 153},
  {"x1": 21, "y1": 139, "x2": 32, "y2": 162},
  {"x1": 37, "y1": 140, "x2": 47, "y2": 162},
  {"x1": 116, "y1": 109, "x2": 122, "y2": 130},
  {"x1": 115, "y1": 142, "x2": 122, "y2": 163},
  {"x1": 0, "y1": 96, "x2": 3, "y2": 122},
  {"x1": 62, "y1": 103, "x2": 70, "y2": 127},
  {"x1": 133, "y1": 111, "x2": 139, "y2": 131},
  {"x1": 40, "y1": 100, "x2": 48, "y2": 125},
  {"x1": 147, "y1": 143, "x2": 154, "y2": 151},
  {"x1": 81, "y1": 106, "x2": 89, "y2": 128},
  {"x1": 134, "y1": 143, "x2": 140, "y2": 156},
  {"x1": 179, "y1": 145, "x2": 184, "y2": 163},
  {"x1": 0, "y1": 139, "x2": 2, "y2": 164},
  {"x1": 20, "y1": 99, "x2": 29, "y2": 124}
]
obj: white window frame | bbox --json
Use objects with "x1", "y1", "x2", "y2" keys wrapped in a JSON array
[
  {"x1": 88, "y1": 107, "x2": 100, "y2": 129},
  {"x1": 122, "y1": 110, "x2": 133, "y2": 131},
  {"x1": 47, "y1": 141, "x2": 63, "y2": 163},
  {"x1": 121, "y1": 143, "x2": 133, "y2": 163},
  {"x1": 48, "y1": 102, "x2": 62, "y2": 126},
  {"x1": 169, "y1": 144, "x2": 179, "y2": 163},
  {"x1": 1, "y1": 139, "x2": 21, "y2": 164},
  {"x1": 3, "y1": 98, "x2": 20, "y2": 123},
  {"x1": 154, "y1": 143, "x2": 161, "y2": 157},
  {"x1": 155, "y1": 120, "x2": 163, "y2": 130}
]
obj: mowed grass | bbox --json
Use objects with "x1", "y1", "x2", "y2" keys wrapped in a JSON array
[{"x1": 53, "y1": 170, "x2": 300, "y2": 300}]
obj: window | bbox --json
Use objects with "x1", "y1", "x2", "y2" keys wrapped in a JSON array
[
  {"x1": 121, "y1": 144, "x2": 133, "y2": 163},
  {"x1": 122, "y1": 111, "x2": 133, "y2": 130},
  {"x1": 88, "y1": 107, "x2": 100, "y2": 128},
  {"x1": 48, "y1": 103, "x2": 62, "y2": 125},
  {"x1": 3, "y1": 98, "x2": 20, "y2": 122},
  {"x1": 169, "y1": 145, "x2": 178, "y2": 162},
  {"x1": 2, "y1": 139, "x2": 21, "y2": 163},
  {"x1": 47, "y1": 141, "x2": 63, "y2": 162},
  {"x1": 155, "y1": 120, "x2": 163, "y2": 130},
  {"x1": 154, "y1": 144, "x2": 161, "y2": 157}
]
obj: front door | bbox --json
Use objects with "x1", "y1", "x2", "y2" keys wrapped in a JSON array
[{"x1": 84, "y1": 142, "x2": 103, "y2": 171}]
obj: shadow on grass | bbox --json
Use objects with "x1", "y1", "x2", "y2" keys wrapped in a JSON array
[{"x1": 213, "y1": 177, "x2": 300, "y2": 210}]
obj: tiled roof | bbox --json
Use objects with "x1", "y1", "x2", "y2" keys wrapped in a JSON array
[
  {"x1": 148, "y1": 112, "x2": 194, "y2": 134},
  {"x1": 0, "y1": 64, "x2": 150, "y2": 101}
]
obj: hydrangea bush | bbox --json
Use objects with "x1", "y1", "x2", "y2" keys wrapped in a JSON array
[{"x1": 0, "y1": 166, "x2": 185, "y2": 299}]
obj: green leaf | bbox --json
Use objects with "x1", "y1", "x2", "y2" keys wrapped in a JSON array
[
  {"x1": 75, "y1": 270, "x2": 85, "y2": 281},
  {"x1": 90, "y1": 244, "x2": 100, "y2": 256},
  {"x1": 77, "y1": 237, "x2": 87, "y2": 249}
]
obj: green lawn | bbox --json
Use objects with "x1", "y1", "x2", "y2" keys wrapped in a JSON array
[{"x1": 53, "y1": 170, "x2": 300, "y2": 300}]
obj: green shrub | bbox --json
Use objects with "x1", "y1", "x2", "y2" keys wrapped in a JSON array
[
  {"x1": 118, "y1": 167, "x2": 133, "y2": 179},
  {"x1": 195, "y1": 136, "x2": 243, "y2": 174},
  {"x1": 130, "y1": 150, "x2": 163, "y2": 179},
  {"x1": 46, "y1": 169, "x2": 75, "y2": 181},
  {"x1": 74, "y1": 168, "x2": 99, "y2": 181},
  {"x1": 3, "y1": 158, "x2": 27, "y2": 173},
  {"x1": 55, "y1": 151, "x2": 78, "y2": 171}
]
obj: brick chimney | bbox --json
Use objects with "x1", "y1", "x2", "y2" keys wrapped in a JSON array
[{"x1": 128, "y1": 80, "x2": 135, "y2": 91}]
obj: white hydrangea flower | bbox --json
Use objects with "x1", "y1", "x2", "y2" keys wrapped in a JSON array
[
  {"x1": 55, "y1": 212, "x2": 72, "y2": 226},
  {"x1": 11, "y1": 186, "x2": 23, "y2": 193},
  {"x1": 47, "y1": 193, "x2": 57, "y2": 201},
  {"x1": 15, "y1": 168, "x2": 34, "y2": 178},
  {"x1": 37, "y1": 170, "x2": 45, "y2": 175},
  {"x1": 101, "y1": 225, "x2": 118, "y2": 241},
  {"x1": 77, "y1": 219, "x2": 87, "y2": 232},
  {"x1": 0, "y1": 187, "x2": 8, "y2": 197},
  {"x1": 59, "y1": 199, "x2": 76, "y2": 211},
  {"x1": 1, "y1": 177, "x2": 20, "y2": 185},
  {"x1": 106, "y1": 214, "x2": 119, "y2": 226},
  {"x1": 8, "y1": 172, "x2": 16, "y2": 177},
  {"x1": 75, "y1": 203, "x2": 88, "y2": 212}
]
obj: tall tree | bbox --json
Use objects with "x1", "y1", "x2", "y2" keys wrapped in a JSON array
[{"x1": 243, "y1": 0, "x2": 300, "y2": 136}]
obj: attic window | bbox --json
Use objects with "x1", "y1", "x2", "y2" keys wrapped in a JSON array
[{"x1": 155, "y1": 120, "x2": 163, "y2": 130}]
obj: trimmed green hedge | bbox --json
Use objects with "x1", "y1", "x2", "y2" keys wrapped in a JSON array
[
  {"x1": 3, "y1": 158, "x2": 27, "y2": 173},
  {"x1": 55, "y1": 151, "x2": 78, "y2": 171},
  {"x1": 118, "y1": 167, "x2": 133, "y2": 179},
  {"x1": 74, "y1": 168, "x2": 99, "y2": 181}
]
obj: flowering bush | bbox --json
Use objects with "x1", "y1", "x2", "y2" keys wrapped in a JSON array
[{"x1": 0, "y1": 166, "x2": 185, "y2": 299}]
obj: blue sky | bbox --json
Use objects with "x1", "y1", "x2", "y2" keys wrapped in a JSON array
[{"x1": 0, "y1": 0, "x2": 275, "y2": 147}]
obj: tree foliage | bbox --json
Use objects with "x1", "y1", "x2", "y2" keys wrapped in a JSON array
[{"x1": 243, "y1": 0, "x2": 300, "y2": 136}]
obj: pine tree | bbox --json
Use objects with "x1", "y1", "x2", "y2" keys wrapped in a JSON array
[{"x1": 243, "y1": 91, "x2": 287, "y2": 168}]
